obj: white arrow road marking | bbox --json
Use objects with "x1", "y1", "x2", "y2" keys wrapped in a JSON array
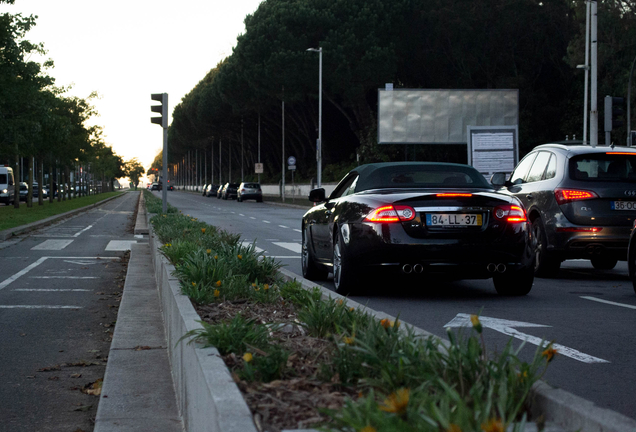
[
  {"x1": 444, "y1": 313, "x2": 609, "y2": 364},
  {"x1": 272, "y1": 242, "x2": 301, "y2": 254},
  {"x1": 581, "y1": 296, "x2": 636, "y2": 310},
  {"x1": 241, "y1": 241, "x2": 265, "y2": 254}
]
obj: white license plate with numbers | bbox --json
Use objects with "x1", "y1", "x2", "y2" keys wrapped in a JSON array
[
  {"x1": 611, "y1": 201, "x2": 636, "y2": 210},
  {"x1": 425, "y1": 213, "x2": 482, "y2": 227}
]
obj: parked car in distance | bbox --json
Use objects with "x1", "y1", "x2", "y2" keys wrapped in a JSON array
[
  {"x1": 237, "y1": 182, "x2": 262, "y2": 202},
  {"x1": 202, "y1": 184, "x2": 209, "y2": 196},
  {"x1": 167, "y1": 183, "x2": 174, "y2": 191},
  {"x1": 206, "y1": 184, "x2": 219, "y2": 197},
  {"x1": 302, "y1": 162, "x2": 534, "y2": 296},
  {"x1": 222, "y1": 183, "x2": 240, "y2": 200},
  {"x1": 150, "y1": 182, "x2": 160, "y2": 191},
  {"x1": 18, "y1": 182, "x2": 28, "y2": 201},
  {"x1": 492, "y1": 143, "x2": 636, "y2": 277},
  {"x1": 217, "y1": 184, "x2": 225, "y2": 199}
]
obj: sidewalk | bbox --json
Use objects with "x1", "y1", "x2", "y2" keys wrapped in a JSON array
[{"x1": 93, "y1": 195, "x2": 184, "y2": 431}]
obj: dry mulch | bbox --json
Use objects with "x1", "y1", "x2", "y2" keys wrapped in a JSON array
[{"x1": 194, "y1": 300, "x2": 358, "y2": 432}]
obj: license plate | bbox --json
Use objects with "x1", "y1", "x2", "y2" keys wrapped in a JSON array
[
  {"x1": 611, "y1": 201, "x2": 636, "y2": 210},
  {"x1": 425, "y1": 213, "x2": 482, "y2": 227}
]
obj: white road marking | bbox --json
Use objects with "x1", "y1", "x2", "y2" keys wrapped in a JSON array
[
  {"x1": 279, "y1": 225, "x2": 289, "y2": 229},
  {"x1": 241, "y1": 241, "x2": 265, "y2": 254},
  {"x1": 250, "y1": 217, "x2": 256, "y2": 220},
  {"x1": 0, "y1": 305, "x2": 81, "y2": 309},
  {"x1": 293, "y1": 229, "x2": 302, "y2": 233},
  {"x1": 28, "y1": 276, "x2": 98, "y2": 279},
  {"x1": 267, "y1": 256, "x2": 301, "y2": 259},
  {"x1": 0, "y1": 256, "x2": 118, "y2": 291},
  {"x1": 73, "y1": 224, "x2": 94, "y2": 237},
  {"x1": 239, "y1": 214, "x2": 245, "y2": 217},
  {"x1": 581, "y1": 296, "x2": 636, "y2": 310},
  {"x1": 263, "y1": 220, "x2": 271, "y2": 224},
  {"x1": 106, "y1": 240, "x2": 137, "y2": 251},
  {"x1": 15, "y1": 288, "x2": 93, "y2": 291},
  {"x1": 134, "y1": 235, "x2": 144, "y2": 239},
  {"x1": 31, "y1": 239, "x2": 74, "y2": 250},
  {"x1": 445, "y1": 313, "x2": 609, "y2": 364},
  {"x1": 272, "y1": 242, "x2": 301, "y2": 254}
]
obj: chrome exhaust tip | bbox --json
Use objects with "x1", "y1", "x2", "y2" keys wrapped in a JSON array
[
  {"x1": 402, "y1": 264, "x2": 413, "y2": 274},
  {"x1": 487, "y1": 263, "x2": 497, "y2": 273},
  {"x1": 496, "y1": 263, "x2": 507, "y2": 273},
  {"x1": 413, "y1": 264, "x2": 424, "y2": 274}
]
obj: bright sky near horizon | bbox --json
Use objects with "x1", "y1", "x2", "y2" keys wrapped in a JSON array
[{"x1": 1, "y1": 0, "x2": 263, "y2": 172}]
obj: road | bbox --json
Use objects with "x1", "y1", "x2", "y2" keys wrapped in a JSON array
[
  {"x1": 159, "y1": 189, "x2": 636, "y2": 421},
  {"x1": 0, "y1": 192, "x2": 139, "y2": 432}
]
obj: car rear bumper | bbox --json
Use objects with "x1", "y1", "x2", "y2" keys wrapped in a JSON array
[
  {"x1": 549, "y1": 225, "x2": 631, "y2": 260},
  {"x1": 239, "y1": 193, "x2": 262, "y2": 200},
  {"x1": 341, "y1": 222, "x2": 533, "y2": 278}
]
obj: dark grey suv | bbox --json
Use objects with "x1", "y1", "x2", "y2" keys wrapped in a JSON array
[{"x1": 492, "y1": 143, "x2": 636, "y2": 277}]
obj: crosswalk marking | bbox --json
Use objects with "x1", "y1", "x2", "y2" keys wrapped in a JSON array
[
  {"x1": 272, "y1": 242, "x2": 301, "y2": 254},
  {"x1": 31, "y1": 240, "x2": 74, "y2": 251},
  {"x1": 106, "y1": 240, "x2": 137, "y2": 251}
]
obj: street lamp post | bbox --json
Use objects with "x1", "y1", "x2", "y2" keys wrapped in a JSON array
[
  {"x1": 628, "y1": 53, "x2": 636, "y2": 146},
  {"x1": 307, "y1": 47, "x2": 322, "y2": 188}
]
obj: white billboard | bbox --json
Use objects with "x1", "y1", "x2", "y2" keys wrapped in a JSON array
[{"x1": 378, "y1": 89, "x2": 519, "y2": 144}]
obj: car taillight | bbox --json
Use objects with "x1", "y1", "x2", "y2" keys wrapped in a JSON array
[
  {"x1": 365, "y1": 205, "x2": 416, "y2": 223},
  {"x1": 240, "y1": 189, "x2": 245, "y2": 192},
  {"x1": 554, "y1": 188, "x2": 598, "y2": 205},
  {"x1": 494, "y1": 205, "x2": 527, "y2": 223},
  {"x1": 556, "y1": 227, "x2": 602, "y2": 233},
  {"x1": 436, "y1": 193, "x2": 472, "y2": 198}
]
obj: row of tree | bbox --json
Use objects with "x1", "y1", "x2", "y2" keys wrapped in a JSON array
[
  {"x1": 166, "y1": 0, "x2": 636, "y2": 185},
  {"x1": 0, "y1": 0, "x2": 135, "y2": 206}
]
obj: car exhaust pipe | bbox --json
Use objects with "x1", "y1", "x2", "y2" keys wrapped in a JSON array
[
  {"x1": 496, "y1": 263, "x2": 507, "y2": 273},
  {"x1": 402, "y1": 264, "x2": 413, "y2": 274},
  {"x1": 413, "y1": 264, "x2": 424, "y2": 274},
  {"x1": 487, "y1": 263, "x2": 497, "y2": 273}
]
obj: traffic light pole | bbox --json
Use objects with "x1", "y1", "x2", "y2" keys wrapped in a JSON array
[{"x1": 151, "y1": 93, "x2": 168, "y2": 214}]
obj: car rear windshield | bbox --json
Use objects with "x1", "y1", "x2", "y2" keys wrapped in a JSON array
[
  {"x1": 570, "y1": 154, "x2": 636, "y2": 182},
  {"x1": 359, "y1": 165, "x2": 492, "y2": 191},
  {"x1": 243, "y1": 183, "x2": 260, "y2": 188}
]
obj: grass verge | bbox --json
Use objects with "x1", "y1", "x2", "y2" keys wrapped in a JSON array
[{"x1": 0, "y1": 191, "x2": 124, "y2": 231}]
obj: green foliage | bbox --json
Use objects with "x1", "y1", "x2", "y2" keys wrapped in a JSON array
[
  {"x1": 180, "y1": 314, "x2": 271, "y2": 356},
  {"x1": 240, "y1": 345, "x2": 290, "y2": 383}
]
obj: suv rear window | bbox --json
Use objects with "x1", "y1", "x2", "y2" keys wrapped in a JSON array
[
  {"x1": 243, "y1": 183, "x2": 260, "y2": 188},
  {"x1": 570, "y1": 154, "x2": 636, "y2": 182}
]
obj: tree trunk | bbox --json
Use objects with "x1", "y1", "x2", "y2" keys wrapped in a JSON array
[
  {"x1": 38, "y1": 158, "x2": 44, "y2": 206},
  {"x1": 27, "y1": 156, "x2": 33, "y2": 208},
  {"x1": 13, "y1": 153, "x2": 20, "y2": 209}
]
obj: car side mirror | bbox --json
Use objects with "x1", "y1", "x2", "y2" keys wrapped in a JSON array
[
  {"x1": 490, "y1": 172, "x2": 510, "y2": 187},
  {"x1": 308, "y1": 188, "x2": 326, "y2": 203}
]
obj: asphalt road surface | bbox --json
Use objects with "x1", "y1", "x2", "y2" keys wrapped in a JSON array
[
  {"x1": 159, "y1": 189, "x2": 636, "y2": 421},
  {"x1": 0, "y1": 192, "x2": 139, "y2": 432}
]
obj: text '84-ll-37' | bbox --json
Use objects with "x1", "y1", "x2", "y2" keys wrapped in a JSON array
[{"x1": 301, "y1": 162, "x2": 535, "y2": 296}]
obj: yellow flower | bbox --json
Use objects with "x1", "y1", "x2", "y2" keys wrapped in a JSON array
[
  {"x1": 254, "y1": 287, "x2": 260, "y2": 291},
  {"x1": 206, "y1": 249, "x2": 212, "y2": 254},
  {"x1": 336, "y1": 299, "x2": 344, "y2": 306},
  {"x1": 378, "y1": 388, "x2": 410, "y2": 415},
  {"x1": 470, "y1": 314, "x2": 483, "y2": 333},
  {"x1": 251, "y1": 283, "x2": 257, "y2": 288},
  {"x1": 518, "y1": 370, "x2": 528, "y2": 381},
  {"x1": 380, "y1": 318, "x2": 391, "y2": 329},
  {"x1": 263, "y1": 284, "x2": 269, "y2": 291},
  {"x1": 162, "y1": 214, "x2": 167, "y2": 218},
  {"x1": 201, "y1": 228, "x2": 206, "y2": 234},
  {"x1": 165, "y1": 243, "x2": 172, "y2": 247},
  {"x1": 349, "y1": 307, "x2": 355, "y2": 312},
  {"x1": 191, "y1": 282, "x2": 196, "y2": 286},
  {"x1": 446, "y1": 425, "x2": 462, "y2": 432},
  {"x1": 542, "y1": 346, "x2": 558, "y2": 363},
  {"x1": 214, "y1": 255, "x2": 218, "y2": 260},
  {"x1": 481, "y1": 418, "x2": 503, "y2": 432},
  {"x1": 213, "y1": 289, "x2": 220, "y2": 298},
  {"x1": 237, "y1": 254, "x2": 243, "y2": 260},
  {"x1": 343, "y1": 336, "x2": 355, "y2": 345},
  {"x1": 360, "y1": 426, "x2": 377, "y2": 432},
  {"x1": 243, "y1": 352, "x2": 253, "y2": 362},
  {"x1": 216, "y1": 280, "x2": 222, "y2": 287}
]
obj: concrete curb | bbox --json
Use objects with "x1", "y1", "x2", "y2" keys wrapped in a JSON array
[
  {"x1": 147, "y1": 215, "x2": 258, "y2": 432},
  {"x1": 0, "y1": 193, "x2": 124, "y2": 241},
  {"x1": 145, "y1": 213, "x2": 636, "y2": 432}
]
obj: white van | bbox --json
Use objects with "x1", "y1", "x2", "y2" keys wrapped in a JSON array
[{"x1": 0, "y1": 166, "x2": 16, "y2": 205}]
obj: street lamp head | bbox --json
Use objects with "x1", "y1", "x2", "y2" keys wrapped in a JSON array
[{"x1": 306, "y1": 47, "x2": 322, "y2": 53}]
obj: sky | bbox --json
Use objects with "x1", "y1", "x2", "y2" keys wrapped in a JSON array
[{"x1": 1, "y1": 0, "x2": 264, "y2": 171}]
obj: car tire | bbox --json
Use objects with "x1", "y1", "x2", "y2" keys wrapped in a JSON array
[
  {"x1": 257, "y1": 198, "x2": 262, "y2": 203},
  {"x1": 492, "y1": 265, "x2": 534, "y2": 296},
  {"x1": 590, "y1": 256, "x2": 618, "y2": 270},
  {"x1": 531, "y1": 218, "x2": 561, "y2": 277},
  {"x1": 301, "y1": 227, "x2": 328, "y2": 280},
  {"x1": 332, "y1": 230, "x2": 358, "y2": 295}
]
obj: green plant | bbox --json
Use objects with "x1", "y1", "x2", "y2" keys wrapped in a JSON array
[
  {"x1": 180, "y1": 314, "x2": 271, "y2": 356},
  {"x1": 240, "y1": 345, "x2": 290, "y2": 383}
]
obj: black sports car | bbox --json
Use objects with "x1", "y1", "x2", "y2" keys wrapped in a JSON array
[{"x1": 301, "y1": 162, "x2": 534, "y2": 296}]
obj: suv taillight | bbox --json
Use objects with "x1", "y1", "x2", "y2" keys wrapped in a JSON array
[
  {"x1": 554, "y1": 188, "x2": 598, "y2": 205},
  {"x1": 365, "y1": 205, "x2": 416, "y2": 223},
  {"x1": 494, "y1": 205, "x2": 527, "y2": 223}
]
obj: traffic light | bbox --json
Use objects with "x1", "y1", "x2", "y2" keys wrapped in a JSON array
[
  {"x1": 151, "y1": 93, "x2": 168, "y2": 128},
  {"x1": 604, "y1": 96, "x2": 624, "y2": 132}
]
